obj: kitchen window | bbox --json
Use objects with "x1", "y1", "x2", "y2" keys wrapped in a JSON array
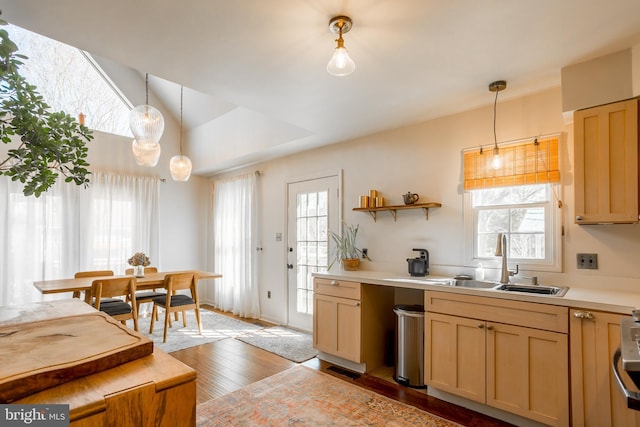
[{"x1": 464, "y1": 183, "x2": 562, "y2": 272}]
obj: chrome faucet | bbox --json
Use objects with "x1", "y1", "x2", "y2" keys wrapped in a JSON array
[{"x1": 495, "y1": 233, "x2": 518, "y2": 284}]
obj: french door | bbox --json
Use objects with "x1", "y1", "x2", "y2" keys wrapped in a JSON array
[{"x1": 286, "y1": 174, "x2": 340, "y2": 331}]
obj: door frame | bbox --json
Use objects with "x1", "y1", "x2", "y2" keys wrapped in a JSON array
[{"x1": 284, "y1": 169, "x2": 343, "y2": 330}]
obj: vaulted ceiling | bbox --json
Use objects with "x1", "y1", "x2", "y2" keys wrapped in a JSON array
[{"x1": 2, "y1": 0, "x2": 640, "y2": 175}]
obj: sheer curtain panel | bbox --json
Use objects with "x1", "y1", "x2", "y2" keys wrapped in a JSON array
[
  {"x1": 0, "y1": 171, "x2": 159, "y2": 306},
  {"x1": 212, "y1": 172, "x2": 260, "y2": 318}
]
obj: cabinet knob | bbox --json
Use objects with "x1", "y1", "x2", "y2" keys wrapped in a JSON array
[
  {"x1": 486, "y1": 325, "x2": 494, "y2": 330},
  {"x1": 576, "y1": 215, "x2": 583, "y2": 221},
  {"x1": 355, "y1": 302, "x2": 360, "y2": 307},
  {"x1": 330, "y1": 280, "x2": 338, "y2": 286},
  {"x1": 573, "y1": 311, "x2": 595, "y2": 320}
]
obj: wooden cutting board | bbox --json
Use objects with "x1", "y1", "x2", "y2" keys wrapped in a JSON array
[{"x1": 0, "y1": 311, "x2": 153, "y2": 403}]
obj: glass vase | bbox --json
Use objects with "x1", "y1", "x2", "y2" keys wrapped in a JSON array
[{"x1": 133, "y1": 265, "x2": 145, "y2": 277}]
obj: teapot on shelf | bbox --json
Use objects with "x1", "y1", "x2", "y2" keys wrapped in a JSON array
[{"x1": 402, "y1": 191, "x2": 419, "y2": 205}]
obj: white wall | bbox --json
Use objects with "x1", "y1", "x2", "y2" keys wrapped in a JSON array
[{"x1": 215, "y1": 86, "x2": 640, "y2": 325}]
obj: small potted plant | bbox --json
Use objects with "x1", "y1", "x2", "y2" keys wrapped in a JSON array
[
  {"x1": 328, "y1": 223, "x2": 368, "y2": 271},
  {"x1": 128, "y1": 252, "x2": 150, "y2": 277}
]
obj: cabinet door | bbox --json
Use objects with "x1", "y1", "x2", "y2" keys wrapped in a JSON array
[
  {"x1": 570, "y1": 309, "x2": 640, "y2": 427},
  {"x1": 313, "y1": 293, "x2": 361, "y2": 362},
  {"x1": 424, "y1": 312, "x2": 485, "y2": 403},
  {"x1": 486, "y1": 322, "x2": 569, "y2": 426},
  {"x1": 574, "y1": 98, "x2": 639, "y2": 224}
]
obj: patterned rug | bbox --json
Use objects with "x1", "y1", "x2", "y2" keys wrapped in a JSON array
[
  {"x1": 235, "y1": 326, "x2": 318, "y2": 362},
  {"x1": 137, "y1": 308, "x2": 263, "y2": 353},
  {"x1": 196, "y1": 365, "x2": 462, "y2": 426}
]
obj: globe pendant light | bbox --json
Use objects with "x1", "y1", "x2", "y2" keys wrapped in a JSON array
[
  {"x1": 130, "y1": 73, "x2": 163, "y2": 166},
  {"x1": 170, "y1": 86, "x2": 192, "y2": 181},
  {"x1": 327, "y1": 16, "x2": 355, "y2": 77}
]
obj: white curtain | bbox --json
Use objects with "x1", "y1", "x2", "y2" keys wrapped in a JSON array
[
  {"x1": 0, "y1": 171, "x2": 159, "y2": 306},
  {"x1": 212, "y1": 172, "x2": 260, "y2": 318}
]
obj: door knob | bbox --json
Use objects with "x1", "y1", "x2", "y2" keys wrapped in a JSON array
[{"x1": 287, "y1": 264, "x2": 294, "y2": 269}]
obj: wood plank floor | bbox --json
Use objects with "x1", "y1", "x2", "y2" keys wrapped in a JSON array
[{"x1": 169, "y1": 306, "x2": 514, "y2": 427}]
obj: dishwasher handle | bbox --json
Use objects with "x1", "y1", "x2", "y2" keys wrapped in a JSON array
[{"x1": 612, "y1": 348, "x2": 640, "y2": 411}]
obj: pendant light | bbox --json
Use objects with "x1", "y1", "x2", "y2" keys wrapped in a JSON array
[
  {"x1": 130, "y1": 73, "x2": 163, "y2": 167},
  {"x1": 327, "y1": 16, "x2": 355, "y2": 77},
  {"x1": 169, "y1": 86, "x2": 192, "y2": 181},
  {"x1": 489, "y1": 80, "x2": 506, "y2": 170}
]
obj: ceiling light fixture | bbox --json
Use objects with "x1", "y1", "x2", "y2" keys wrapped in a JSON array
[
  {"x1": 130, "y1": 73, "x2": 163, "y2": 167},
  {"x1": 170, "y1": 86, "x2": 192, "y2": 182},
  {"x1": 489, "y1": 80, "x2": 507, "y2": 170},
  {"x1": 327, "y1": 15, "x2": 355, "y2": 77}
]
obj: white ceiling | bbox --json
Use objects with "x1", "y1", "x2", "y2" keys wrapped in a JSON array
[{"x1": 2, "y1": 0, "x2": 640, "y2": 175}]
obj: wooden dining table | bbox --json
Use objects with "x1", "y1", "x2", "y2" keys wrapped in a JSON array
[{"x1": 33, "y1": 270, "x2": 221, "y2": 303}]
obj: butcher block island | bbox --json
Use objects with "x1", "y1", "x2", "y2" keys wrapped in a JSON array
[{"x1": 0, "y1": 299, "x2": 197, "y2": 426}]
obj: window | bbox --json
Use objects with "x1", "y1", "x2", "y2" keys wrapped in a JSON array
[
  {"x1": 464, "y1": 183, "x2": 561, "y2": 272},
  {"x1": 6, "y1": 23, "x2": 132, "y2": 136}
]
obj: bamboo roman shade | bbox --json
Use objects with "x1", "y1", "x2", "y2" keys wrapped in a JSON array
[{"x1": 463, "y1": 136, "x2": 560, "y2": 190}]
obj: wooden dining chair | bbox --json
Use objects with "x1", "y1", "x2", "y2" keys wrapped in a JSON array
[
  {"x1": 124, "y1": 266, "x2": 164, "y2": 320},
  {"x1": 90, "y1": 277, "x2": 139, "y2": 332},
  {"x1": 149, "y1": 272, "x2": 201, "y2": 343},
  {"x1": 73, "y1": 270, "x2": 114, "y2": 299}
]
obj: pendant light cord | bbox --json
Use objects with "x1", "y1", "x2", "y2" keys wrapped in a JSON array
[
  {"x1": 493, "y1": 88, "x2": 499, "y2": 149},
  {"x1": 179, "y1": 86, "x2": 183, "y2": 155},
  {"x1": 145, "y1": 73, "x2": 149, "y2": 105}
]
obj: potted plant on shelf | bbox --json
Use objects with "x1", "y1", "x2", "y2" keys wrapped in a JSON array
[{"x1": 328, "y1": 223, "x2": 368, "y2": 271}]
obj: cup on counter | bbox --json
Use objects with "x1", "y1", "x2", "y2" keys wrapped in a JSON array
[{"x1": 359, "y1": 196, "x2": 370, "y2": 208}]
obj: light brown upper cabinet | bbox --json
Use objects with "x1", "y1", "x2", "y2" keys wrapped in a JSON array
[{"x1": 574, "y1": 98, "x2": 639, "y2": 224}]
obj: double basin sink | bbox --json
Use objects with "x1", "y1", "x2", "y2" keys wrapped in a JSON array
[{"x1": 385, "y1": 277, "x2": 569, "y2": 297}]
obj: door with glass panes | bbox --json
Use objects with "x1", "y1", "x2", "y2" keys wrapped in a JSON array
[{"x1": 286, "y1": 175, "x2": 339, "y2": 331}]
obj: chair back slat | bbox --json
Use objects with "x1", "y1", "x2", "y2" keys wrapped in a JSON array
[
  {"x1": 75, "y1": 270, "x2": 114, "y2": 278},
  {"x1": 125, "y1": 266, "x2": 158, "y2": 275}
]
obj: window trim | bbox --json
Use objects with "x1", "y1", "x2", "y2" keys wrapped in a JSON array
[{"x1": 463, "y1": 183, "x2": 562, "y2": 273}]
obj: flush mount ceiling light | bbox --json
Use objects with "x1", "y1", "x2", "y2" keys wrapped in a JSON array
[
  {"x1": 327, "y1": 15, "x2": 355, "y2": 77},
  {"x1": 170, "y1": 86, "x2": 192, "y2": 182},
  {"x1": 489, "y1": 80, "x2": 507, "y2": 170},
  {"x1": 130, "y1": 73, "x2": 163, "y2": 166}
]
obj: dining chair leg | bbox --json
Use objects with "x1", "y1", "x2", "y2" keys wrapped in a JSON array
[
  {"x1": 149, "y1": 304, "x2": 157, "y2": 334},
  {"x1": 194, "y1": 306, "x2": 202, "y2": 335},
  {"x1": 182, "y1": 310, "x2": 187, "y2": 327},
  {"x1": 163, "y1": 308, "x2": 171, "y2": 343}
]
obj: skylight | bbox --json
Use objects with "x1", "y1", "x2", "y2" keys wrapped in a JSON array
[{"x1": 6, "y1": 23, "x2": 133, "y2": 137}]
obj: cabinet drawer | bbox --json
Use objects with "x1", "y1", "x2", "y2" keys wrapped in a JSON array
[
  {"x1": 314, "y1": 278, "x2": 361, "y2": 300},
  {"x1": 425, "y1": 291, "x2": 568, "y2": 334}
]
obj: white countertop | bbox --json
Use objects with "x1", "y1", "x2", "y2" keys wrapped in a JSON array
[{"x1": 313, "y1": 270, "x2": 640, "y2": 315}]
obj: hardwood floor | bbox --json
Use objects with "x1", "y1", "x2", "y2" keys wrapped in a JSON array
[{"x1": 169, "y1": 306, "x2": 514, "y2": 427}]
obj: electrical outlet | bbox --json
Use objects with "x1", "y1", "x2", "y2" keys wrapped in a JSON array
[
  {"x1": 362, "y1": 248, "x2": 368, "y2": 258},
  {"x1": 267, "y1": 291, "x2": 271, "y2": 299},
  {"x1": 577, "y1": 253, "x2": 598, "y2": 269}
]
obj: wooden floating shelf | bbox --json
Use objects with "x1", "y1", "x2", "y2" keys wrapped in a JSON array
[{"x1": 353, "y1": 202, "x2": 442, "y2": 222}]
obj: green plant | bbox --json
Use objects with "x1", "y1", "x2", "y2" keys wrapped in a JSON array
[
  {"x1": 0, "y1": 16, "x2": 93, "y2": 197},
  {"x1": 328, "y1": 223, "x2": 369, "y2": 269}
]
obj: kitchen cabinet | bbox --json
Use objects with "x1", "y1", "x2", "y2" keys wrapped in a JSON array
[
  {"x1": 425, "y1": 291, "x2": 569, "y2": 426},
  {"x1": 574, "y1": 98, "x2": 639, "y2": 224},
  {"x1": 570, "y1": 308, "x2": 640, "y2": 426},
  {"x1": 313, "y1": 278, "x2": 394, "y2": 371}
]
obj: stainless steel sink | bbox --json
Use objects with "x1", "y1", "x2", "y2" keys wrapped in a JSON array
[
  {"x1": 452, "y1": 279, "x2": 500, "y2": 289},
  {"x1": 495, "y1": 283, "x2": 569, "y2": 297}
]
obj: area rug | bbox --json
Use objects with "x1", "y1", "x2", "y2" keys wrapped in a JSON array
[
  {"x1": 137, "y1": 308, "x2": 263, "y2": 353},
  {"x1": 196, "y1": 365, "x2": 462, "y2": 426},
  {"x1": 235, "y1": 326, "x2": 318, "y2": 363}
]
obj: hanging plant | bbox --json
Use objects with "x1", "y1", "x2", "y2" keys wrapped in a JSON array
[{"x1": 0, "y1": 15, "x2": 92, "y2": 197}]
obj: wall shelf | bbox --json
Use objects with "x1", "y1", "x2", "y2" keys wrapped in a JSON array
[{"x1": 353, "y1": 202, "x2": 442, "y2": 222}]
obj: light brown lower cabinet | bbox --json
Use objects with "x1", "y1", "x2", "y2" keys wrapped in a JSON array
[
  {"x1": 570, "y1": 308, "x2": 640, "y2": 426},
  {"x1": 313, "y1": 278, "x2": 394, "y2": 371},
  {"x1": 425, "y1": 291, "x2": 569, "y2": 426}
]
